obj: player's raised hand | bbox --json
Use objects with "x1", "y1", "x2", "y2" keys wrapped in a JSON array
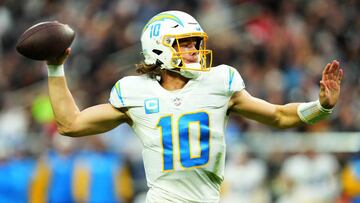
[
  {"x1": 319, "y1": 60, "x2": 343, "y2": 109},
  {"x1": 46, "y1": 48, "x2": 71, "y2": 65}
]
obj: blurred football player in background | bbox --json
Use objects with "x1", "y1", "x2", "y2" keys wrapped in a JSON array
[
  {"x1": 30, "y1": 134, "x2": 77, "y2": 203},
  {"x1": 221, "y1": 144, "x2": 270, "y2": 203},
  {"x1": 73, "y1": 136, "x2": 133, "y2": 203},
  {"x1": 277, "y1": 150, "x2": 340, "y2": 203},
  {"x1": 45, "y1": 10, "x2": 343, "y2": 202}
]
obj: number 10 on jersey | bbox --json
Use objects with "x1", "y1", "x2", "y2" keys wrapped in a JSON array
[{"x1": 157, "y1": 112, "x2": 210, "y2": 171}]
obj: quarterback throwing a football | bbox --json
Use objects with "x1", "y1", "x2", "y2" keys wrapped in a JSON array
[{"x1": 46, "y1": 11, "x2": 343, "y2": 203}]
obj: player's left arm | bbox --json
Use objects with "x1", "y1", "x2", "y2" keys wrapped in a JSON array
[{"x1": 228, "y1": 60, "x2": 343, "y2": 128}]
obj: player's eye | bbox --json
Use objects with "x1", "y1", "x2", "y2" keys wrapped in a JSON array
[
  {"x1": 179, "y1": 42, "x2": 195, "y2": 49},
  {"x1": 187, "y1": 42, "x2": 195, "y2": 48}
]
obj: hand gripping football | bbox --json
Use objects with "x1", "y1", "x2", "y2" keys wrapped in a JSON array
[{"x1": 16, "y1": 21, "x2": 75, "y2": 60}]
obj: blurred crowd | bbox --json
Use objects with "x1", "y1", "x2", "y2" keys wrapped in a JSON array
[{"x1": 0, "y1": 0, "x2": 360, "y2": 202}]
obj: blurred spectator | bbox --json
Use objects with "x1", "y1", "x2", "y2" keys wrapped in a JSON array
[
  {"x1": 30, "y1": 135, "x2": 78, "y2": 203},
  {"x1": 276, "y1": 150, "x2": 340, "y2": 203},
  {"x1": 0, "y1": 96, "x2": 28, "y2": 143},
  {"x1": 221, "y1": 145, "x2": 270, "y2": 203},
  {"x1": 31, "y1": 94, "x2": 54, "y2": 124},
  {"x1": 31, "y1": 93, "x2": 58, "y2": 137}
]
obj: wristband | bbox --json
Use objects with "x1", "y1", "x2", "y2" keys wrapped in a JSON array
[
  {"x1": 47, "y1": 64, "x2": 65, "y2": 77},
  {"x1": 297, "y1": 100, "x2": 333, "y2": 124}
]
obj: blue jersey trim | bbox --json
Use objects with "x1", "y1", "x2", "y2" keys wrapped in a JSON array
[
  {"x1": 228, "y1": 68, "x2": 235, "y2": 93},
  {"x1": 115, "y1": 82, "x2": 125, "y2": 106}
]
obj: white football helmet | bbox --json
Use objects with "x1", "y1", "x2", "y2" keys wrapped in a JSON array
[{"x1": 140, "y1": 10, "x2": 213, "y2": 78}]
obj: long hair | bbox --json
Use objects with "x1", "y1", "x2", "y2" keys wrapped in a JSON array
[{"x1": 135, "y1": 62, "x2": 162, "y2": 79}]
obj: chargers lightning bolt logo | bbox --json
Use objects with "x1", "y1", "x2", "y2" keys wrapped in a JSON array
[{"x1": 142, "y1": 13, "x2": 184, "y2": 33}]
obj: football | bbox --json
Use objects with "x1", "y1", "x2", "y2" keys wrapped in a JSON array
[{"x1": 16, "y1": 21, "x2": 75, "y2": 60}]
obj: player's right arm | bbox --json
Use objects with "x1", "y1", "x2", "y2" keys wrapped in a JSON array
[{"x1": 46, "y1": 48, "x2": 130, "y2": 137}]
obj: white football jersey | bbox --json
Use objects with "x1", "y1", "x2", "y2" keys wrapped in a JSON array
[{"x1": 109, "y1": 65, "x2": 245, "y2": 202}]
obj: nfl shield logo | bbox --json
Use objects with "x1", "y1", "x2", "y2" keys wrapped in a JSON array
[{"x1": 172, "y1": 97, "x2": 182, "y2": 106}]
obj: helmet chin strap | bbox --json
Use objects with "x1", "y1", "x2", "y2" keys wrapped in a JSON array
[
  {"x1": 179, "y1": 67, "x2": 202, "y2": 79},
  {"x1": 161, "y1": 63, "x2": 202, "y2": 79}
]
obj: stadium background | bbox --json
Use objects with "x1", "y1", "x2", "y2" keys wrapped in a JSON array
[{"x1": 0, "y1": 0, "x2": 359, "y2": 202}]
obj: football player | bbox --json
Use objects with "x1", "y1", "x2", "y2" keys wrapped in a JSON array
[{"x1": 45, "y1": 10, "x2": 343, "y2": 203}]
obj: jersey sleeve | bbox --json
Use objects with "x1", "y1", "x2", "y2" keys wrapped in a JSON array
[
  {"x1": 109, "y1": 77, "x2": 143, "y2": 108},
  {"x1": 109, "y1": 79, "x2": 125, "y2": 108},
  {"x1": 225, "y1": 65, "x2": 245, "y2": 95}
]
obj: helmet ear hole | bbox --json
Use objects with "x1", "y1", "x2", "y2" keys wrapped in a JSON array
[
  {"x1": 155, "y1": 59, "x2": 163, "y2": 66},
  {"x1": 152, "y1": 49, "x2": 163, "y2": 55}
]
